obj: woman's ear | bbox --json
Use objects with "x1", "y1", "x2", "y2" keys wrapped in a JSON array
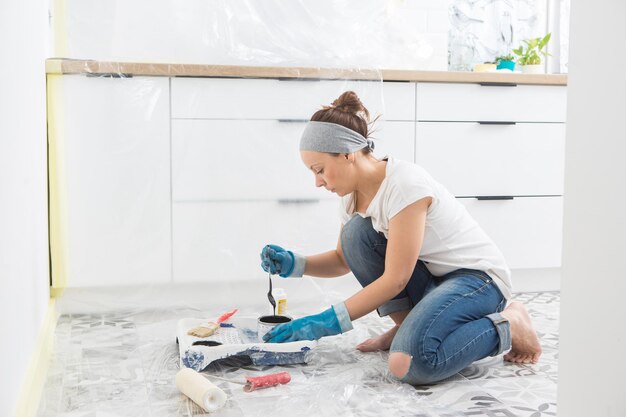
[{"x1": 344, "y1": 153, "x2": 355, "y2": 163}]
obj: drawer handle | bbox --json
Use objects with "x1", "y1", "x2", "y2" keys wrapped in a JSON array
[
  {"x1": 278, "y1": 198, "x2": 321, "y2": 204},
  {"x1": 277, "y1": 119, "x2": 309, "y2": 123},
  {"x1": 479, "y1": 82, "x2": 518, "y2": 87},
  {"x1": 476, "y1": 196, "x2": 515, "y2": 201},
  {"x1": 477, "y1": 121, "x2": 517, "y2": 125},
  {"x1": 278, "y1": 78, "x2": 321, "y2": 82},
  {"x1": 86, "y1": 73, "x2": 133, "y2": 78}
]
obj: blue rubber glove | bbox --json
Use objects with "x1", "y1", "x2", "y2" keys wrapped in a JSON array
[
  {"x1": 260, "y1": 244, "x2": 306, "y2": 278},
  {"x1": 263, "y1": 303, "x2": 353, "y2": 343}
]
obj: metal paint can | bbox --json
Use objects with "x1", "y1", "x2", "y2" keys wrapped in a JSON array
[{"x1": 257, "y1": 315, "x2": 292, "y2": 342}]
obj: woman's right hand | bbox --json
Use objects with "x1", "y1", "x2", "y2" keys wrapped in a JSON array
[{"x1": 260, "y1": 244, "x2": 300, "y2": 277}]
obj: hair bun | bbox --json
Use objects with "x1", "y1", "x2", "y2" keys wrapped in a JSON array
[{"x1": 330, "y1": 91, "x2": 370, "y2": 122}]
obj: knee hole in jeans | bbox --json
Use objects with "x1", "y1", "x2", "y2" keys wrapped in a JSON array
[{"x1": 388, "y1": 352, "x2": 412, "y2": 379}]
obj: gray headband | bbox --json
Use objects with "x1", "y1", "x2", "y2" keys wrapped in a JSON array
[{"x1": 299, "y1": 121, "x2": 375, "y2": 154}]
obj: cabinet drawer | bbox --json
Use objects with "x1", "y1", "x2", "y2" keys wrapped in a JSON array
[
  {"x1": 459, "y1": 196, "x2": 563, "y2": 269},
  {"x1": 416, "y1": 122, "x2": 565, "y2": 196},
  {"x1": 172, "y1": 78, "x2": 415, "y2": 121},
  {"x1": 372, "y1": 121, "x2": 415, "y2": 163},
  {"x1": 173, "y1": 119, "x2": 328, "y2": 201},
  {"x1": 172, "y1": 200, "x2": 341, "y2": 282},
  {"x1": 416, "y1": 83, "x2": 567, "y2": 122}
]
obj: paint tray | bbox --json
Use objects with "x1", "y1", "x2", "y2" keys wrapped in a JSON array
[{"x1": 176, "y1": 317, "x2": 317, "y2": 372}]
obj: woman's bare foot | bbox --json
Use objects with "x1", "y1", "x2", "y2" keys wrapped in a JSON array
[
  {"x1": 501, "y1": 302, "x2": 542, "y2": 364},
  {"x1": 357, "y1": 325, "x2": 400, "y2": 352}
]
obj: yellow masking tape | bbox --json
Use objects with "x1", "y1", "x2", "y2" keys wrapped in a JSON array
[
  {"x1": 13, "y1": 299, "x2": 58, "y2": 417},
  {"x1": 45, "y1": 59, "x2": 63, "y2": 75},
  {"x1": 47, "y1": 75, "x2": 69, "y2": 289},
  {"x1": 52, "y1": 0, "x2": 68, "y2": 57}
]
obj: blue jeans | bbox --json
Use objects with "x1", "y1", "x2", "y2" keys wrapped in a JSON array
[{"x1": 341, "y1": 215, "x2": 511, "y2": 385}]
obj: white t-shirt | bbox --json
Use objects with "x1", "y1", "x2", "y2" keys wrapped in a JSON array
[{"x1": 340, "y1": 157, "x2": 512, "y2": 300}]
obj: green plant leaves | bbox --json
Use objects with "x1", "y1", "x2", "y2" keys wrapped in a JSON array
[{"x1": 512, "y1": 33, "x2": 551, "y2": 66}]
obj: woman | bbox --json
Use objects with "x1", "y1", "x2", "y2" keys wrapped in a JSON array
[{"x1": 260, "y1": 91, "x2": 541, "y2": 385}]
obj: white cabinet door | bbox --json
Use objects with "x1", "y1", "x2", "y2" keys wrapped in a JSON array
[
  {"x1": 50, "y1": 75, "x2": 171, "y2": 286},
  {"x1": 416, "y1": 83, "x2": 567, "y2": 122},
  {"x1": 172, "y1": 78, "x2": 415, "y2": 121},
  {"x1": 173, "y1": 200, "x2": 341, "y2": 282},
  {"x1": 416, "y1": 122, "x2": 565, "y2": 196},
  {"x1": 459, "y1": 196, "x2": 563, "y2": 269}
]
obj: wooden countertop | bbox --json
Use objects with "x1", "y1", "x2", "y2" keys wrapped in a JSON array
[{"x1": 45, "y1": 59, "x2": 567, "y2": 85}]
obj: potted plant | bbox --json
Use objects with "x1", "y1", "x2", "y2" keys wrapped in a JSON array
[
  {"x1": 512, "y1": 33, "x2": 551, "y2": 74},
  {"x1": 495, "y1": 54, "x2": 516, "y2": 71}
]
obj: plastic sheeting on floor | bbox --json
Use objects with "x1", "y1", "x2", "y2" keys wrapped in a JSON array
[{"x1": 37, "y1": 281, "x2": 559, "y2": 417}]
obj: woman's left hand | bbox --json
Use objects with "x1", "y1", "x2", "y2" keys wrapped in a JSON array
[{"x1": 263, "y1": 307, "x2": 342, "y2": 343}]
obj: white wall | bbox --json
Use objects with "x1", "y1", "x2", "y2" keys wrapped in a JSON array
[
  {"x1": 558, "y1": 0, "x2": 626, "y2": 415},
  {"x1": 0, "y1": 0, "x2": 50, "y2": 415}
]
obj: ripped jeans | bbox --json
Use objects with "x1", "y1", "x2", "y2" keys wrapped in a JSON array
[{"x1": 341, "y1": 215, "x2": 511, "y2": 385}]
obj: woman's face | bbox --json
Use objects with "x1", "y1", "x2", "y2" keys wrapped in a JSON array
[{"x1": 300, "y1": 150, "x2": 355, "y2": 196}]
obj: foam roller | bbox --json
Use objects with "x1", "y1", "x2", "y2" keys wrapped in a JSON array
[{"x1": 175, "y1": 368, "x2": 227, "y2": 412}]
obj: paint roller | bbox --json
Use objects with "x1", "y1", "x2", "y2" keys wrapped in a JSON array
[
  {"x1": 176, "y1": 368, "x2": 227, "y2": 412},
  {"x1": 177, "y1": 368, "x2": 292, "y2": 410}
]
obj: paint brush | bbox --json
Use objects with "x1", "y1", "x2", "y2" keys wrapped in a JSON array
[
  {"x1": 187, "y1": 308, "x2": 238, "y2": 338},
  {"x1": 205, "y1": 371, "x2": 291, "y2": 392}
]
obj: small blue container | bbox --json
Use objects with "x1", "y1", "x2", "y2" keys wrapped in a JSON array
[{"x1": 497, "y1": 60, "x2": 516, "y2": 71}]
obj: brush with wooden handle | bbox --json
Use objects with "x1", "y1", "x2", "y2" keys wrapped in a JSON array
[{"x1": 187, "y1": 309, "x2": 238, "y2": 338}]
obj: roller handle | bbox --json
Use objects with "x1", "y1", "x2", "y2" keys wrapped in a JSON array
[{"x1": 244, "y1": 372, "x2": 291, "y2": 392}]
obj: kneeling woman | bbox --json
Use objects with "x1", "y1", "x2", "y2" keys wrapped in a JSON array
[{"x1": 260, "y1": 91, "x2": 541, "y2": 385}]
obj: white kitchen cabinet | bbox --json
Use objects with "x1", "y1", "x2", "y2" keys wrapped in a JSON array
[
  {"x1": 416, "y1": 82, "x2": 567, "y2": 274},
  {"x1": 49, "y1": 75, "x2": 171, "y2": 287},
  {"x1": 169, "y1": 79, "x2": 415, "y2": 283},
  {"x1": 172, "y1": 200, "x2": 341, "y2": 282},
  {"x1": 49, "y1": 70, "x2": 566, "y2": 290}
]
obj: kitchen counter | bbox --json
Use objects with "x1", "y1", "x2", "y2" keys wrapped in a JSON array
[{"x1": 45, "y1": 59, "x2": 567, "y2": 85}]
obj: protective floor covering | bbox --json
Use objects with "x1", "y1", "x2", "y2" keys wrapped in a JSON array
[{"x1": 36, "y1": 289, "x2": 559, "y2": 417}]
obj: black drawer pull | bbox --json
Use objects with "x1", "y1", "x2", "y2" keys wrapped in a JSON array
[
  {"x1": 476, "y1": 196, "x2": 515, "y2": 201},
  {"x1": 477, "y1": 121, "x2": 517, "y2": 125},
  {"x1": 86, "y1": 73, "x2": 133, "y2": 78},
  {"x1": 278, "y1": 199, "x2": 320, "y2": 204},
  {"x1": 277, "y1": 77, "x2": 321, "y2": 82},
  {"x1": 479, "y1": 82, "x2": 518, "y2": 87}
]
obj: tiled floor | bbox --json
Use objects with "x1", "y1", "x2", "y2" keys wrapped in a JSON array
[{"x1": 37, "y1": 291, "x2": 559, "y2": 417}]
